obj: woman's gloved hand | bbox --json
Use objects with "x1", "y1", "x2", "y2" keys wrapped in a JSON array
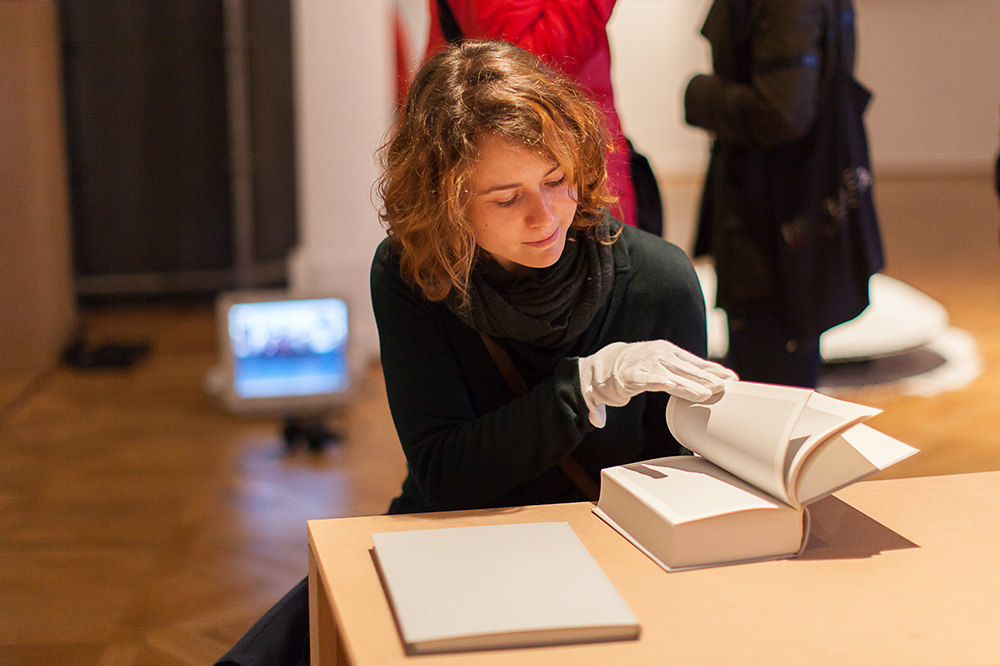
[{"x1": 577, "y1": 340, "x2": 738, "y2": 428}]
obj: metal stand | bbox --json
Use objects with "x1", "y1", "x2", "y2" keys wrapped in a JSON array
[{"x1": 282, "y1": 414, "x2": 340, "y2": 452}]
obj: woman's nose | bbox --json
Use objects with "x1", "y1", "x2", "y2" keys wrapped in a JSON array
[{"x1": 524, "y1": 191, "x2": 555, "y2": 227}]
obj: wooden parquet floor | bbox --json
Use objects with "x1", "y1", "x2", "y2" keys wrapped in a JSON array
[{"x1": 1, "y1": 176, "x2": 998, "y2": 665}]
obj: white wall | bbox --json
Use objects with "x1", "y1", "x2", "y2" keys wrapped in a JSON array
[
  {"x1": 607, "y1": 0, "x2": 714, "y2": 178},
  {"x1": 289, "y1": 1, "x2": 395, "y2": 369},
  {"x1": 851, "y1": 0, "x2": 1000, "y2": 173}
]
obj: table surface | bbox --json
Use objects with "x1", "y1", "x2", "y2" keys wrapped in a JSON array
[{"x1": 308, "y1": 470, "x2": 1000, "y2": 665}]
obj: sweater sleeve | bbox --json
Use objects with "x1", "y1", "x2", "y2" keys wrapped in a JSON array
[
  {"x1": 370, "y1": 241, "x2": 593, "y2": 511},
  {"x1": 685, "y1": 0, "x2": 828, "y2": 148}
]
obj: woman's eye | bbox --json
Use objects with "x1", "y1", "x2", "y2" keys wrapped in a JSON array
[
  {"x1": 496, "y1": 195, "x2": 518, "y2": 207},
  {"x1": 546, "y1": 174, "x2": 567, "y2": 187}
]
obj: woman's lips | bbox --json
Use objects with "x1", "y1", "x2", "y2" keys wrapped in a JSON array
[{"x1": 525, "y1": 228, "x2": 559, "y2": 247}]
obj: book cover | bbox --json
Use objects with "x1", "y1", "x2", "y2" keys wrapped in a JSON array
[{"x1": 371, "y1": 521, "x2": 639, "y2": 654}]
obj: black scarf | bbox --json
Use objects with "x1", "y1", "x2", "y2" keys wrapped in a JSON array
[{"x1": 446, "y1": 214, "x2": 615, "y2": 347}]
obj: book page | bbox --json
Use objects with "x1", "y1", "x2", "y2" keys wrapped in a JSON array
[
  {"x1": 614, "y1": 457, "x2": 793, "y2": 523},
  {"x1": 666, "y1": 381, "x2": 812, "y2": 504},
  {"x1": 793, "y1": 424, "x2": 919, "y2": 505},
  {"x1": 784, "y1": 391, "x2": 882, "y2": 504}
]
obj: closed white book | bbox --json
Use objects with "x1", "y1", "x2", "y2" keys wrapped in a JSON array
[{"x1": 370, "y1": 521, "x2": 639, "y2": 654}]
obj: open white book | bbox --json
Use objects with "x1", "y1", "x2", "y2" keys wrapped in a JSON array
[
  {"x1": 371, "y1": 521, "x2": 639, "y2": 654},
  {"x1": 593, "y1": 381, "x2": 918, "y2": 571}
]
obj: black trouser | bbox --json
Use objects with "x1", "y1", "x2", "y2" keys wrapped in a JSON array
[
  {"x1": 215, "y1": 577, "x2": 310, "y2": 666},
  {"x1": 725, "y1": 309, "x2": 822, "y2": 389}
]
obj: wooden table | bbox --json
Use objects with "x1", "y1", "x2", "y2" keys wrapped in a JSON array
[{"x1": 308, "y1": 471, "x2": 1000, "y2": 665}]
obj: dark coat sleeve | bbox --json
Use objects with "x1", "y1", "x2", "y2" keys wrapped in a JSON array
[{"x1": 685, "y1": 0, "x2": 830, "y2": 148}]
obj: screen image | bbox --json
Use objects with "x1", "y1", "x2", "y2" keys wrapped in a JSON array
[{"x1": 226, "y1": 297, "x2": 349, "y2": 400}]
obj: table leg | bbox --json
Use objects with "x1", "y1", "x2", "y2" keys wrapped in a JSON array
[{"x1": 308, "y1": 544, "x2": 339, "y2": 665}]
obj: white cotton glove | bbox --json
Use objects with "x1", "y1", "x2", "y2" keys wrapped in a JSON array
[{"x1": 577, "y1": 340, "x2": 738, "y2": 428}]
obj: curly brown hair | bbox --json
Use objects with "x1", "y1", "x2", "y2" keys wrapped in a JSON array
[{"x1": 376, "y1": 39, "x2": 616, "y2": 303}]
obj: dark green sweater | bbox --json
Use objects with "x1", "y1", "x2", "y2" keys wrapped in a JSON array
[{"x1": 370, "y1": 222, "x2": 709, "y2": 514}]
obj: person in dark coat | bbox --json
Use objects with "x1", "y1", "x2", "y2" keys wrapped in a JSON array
[{"x1": 685, "y1": 0, "x2": 884, "y2": 388}]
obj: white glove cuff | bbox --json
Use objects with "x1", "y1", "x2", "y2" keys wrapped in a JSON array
[
  {"x1": 579, "y1": 358, "x2": 608, "y2": 428},
  {"x1": 585, "y1": 396, "x2": 607, "y2": 428}
]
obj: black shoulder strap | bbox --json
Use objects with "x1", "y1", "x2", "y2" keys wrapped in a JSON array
[{"x1": 435, "y1": 0, "x2": 464, "y2": 44}]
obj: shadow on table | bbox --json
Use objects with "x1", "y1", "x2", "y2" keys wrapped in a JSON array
[{"x1": 799, "y1": 495, "x2": 918, "y2": 560}]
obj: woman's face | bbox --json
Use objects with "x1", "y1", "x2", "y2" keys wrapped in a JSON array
[{"x1": 466, "y1": 134, "x2": 578, "y2": 277}]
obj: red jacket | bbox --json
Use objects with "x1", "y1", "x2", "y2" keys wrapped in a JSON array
[{"x1": 425, "y1": 0, "x2": 637, "y2": 228}]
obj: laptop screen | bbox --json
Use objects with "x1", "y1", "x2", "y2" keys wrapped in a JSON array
[{"x1": 217, "y1": 292, "x2": 350, "y2": 414}]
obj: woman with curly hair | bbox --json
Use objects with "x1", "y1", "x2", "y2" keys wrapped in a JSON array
[
  {"x1": 216, "y1": 39, "x2": 734, "y2": 666},
  {"x1": 373, "y1": 39, "x2": 736, "y2": 514}
]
